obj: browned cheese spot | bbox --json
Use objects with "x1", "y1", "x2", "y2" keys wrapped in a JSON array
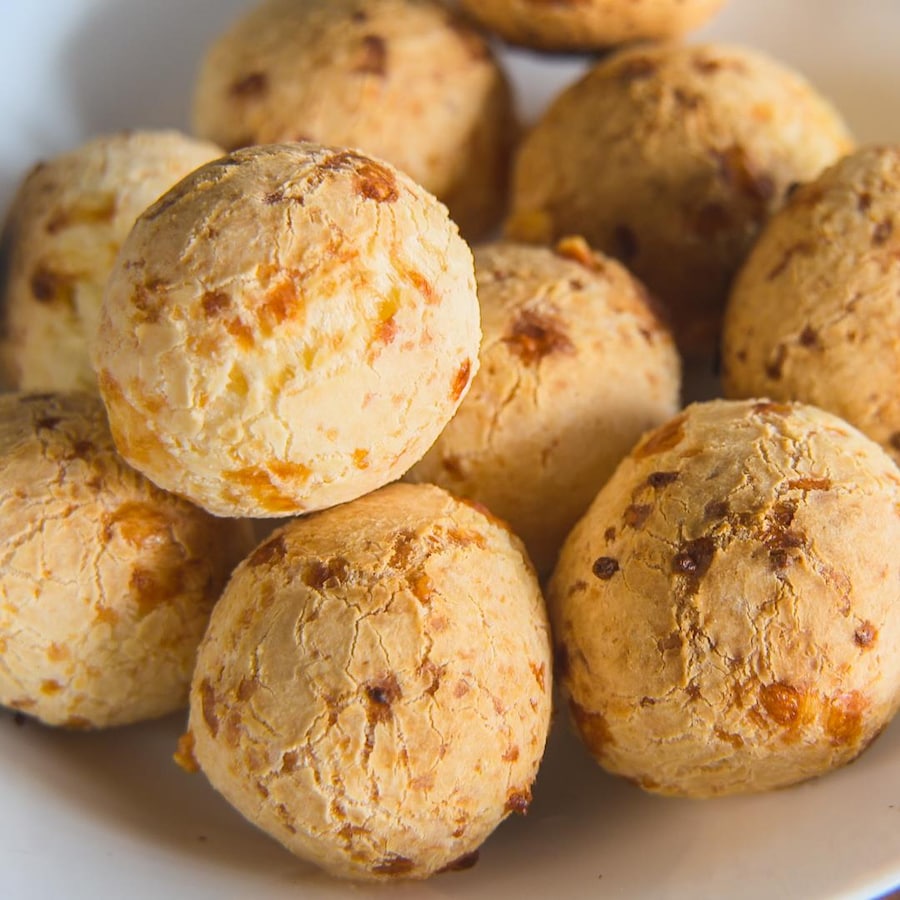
[
  {"x1": 94, "y1": 606, "x2": 119, "y2": 626},
  {"x1": 634, "y1": 414, "x2": 686, "y2": 459},
  {"x1": 505, "y1": 787, "x2": 532, "y2": 815},
  {"x1": 873, "y1": 219, "x2": 894, "y2": 245},
  {"x1": 451, "y1": 359, "x2": 472, "y2": 401},
  {"x1": 248, "y1": 535, "x2": 287, "y2": 568},
  {"x1": 787, "y1": 477, "x2": 831, "y2": 492},
  {"x1": 105, "y1": 502, "x2": 171, "y2": 548},
  {"x1": 854, "y1": 621, "x2": 878, "y2": 648},
  {"x1": 826, "y1": 691, "x2": 866, "y2": 746},
  {"x1": 618, "y1": 55, "x2": 658, "y2": 82},
  {"x1": 258, "y1": 281, "x2": 303, "y2": 333},
  {"x1": 200, "y1": 679, "x2": 219, "y2": 737},
  {"x1": 280, "y1": 750, "x2": 299, "y2": 773},
  {"x1": 502, "y1": 745, "x2": 520, "y2": 763},
  {"x1": 714, "y1": 728, "x2": 745, "y2": 749},
  {"x1": 230, "y1": 71, "x2": 268, "y2": 98},
  {"x1": 40, "y1": 679, "x2": 62, "y2": 696},
  {"x1": 672, "y1": 536, "x2": 716, "y2": 588},
  {"x1": 592, "y1": 556, "x2": 619, "y2": 579},
  {"x1": 759, "y1": 681, "x2": 803, "y2": 726},
  {"x1": 352, "y1": 448, "x2": 370, "y2": 469},
  {"x1": 798, "y1": 324, "x2": 819, "y2": 347},
  {"x1": 554, "y1": 235, "x2": 599, "y2": 269},
  {"x1": 624, "y1": 504, "x2": 652, "y2": 529},
  {"x1": 173, "y1": 730, "x2": 199, "y2": 773},
  {"x1": 354, "y1": 160, "x2": 399, "y2": 203},
  {"x1": 373, "y1": 855, "x2": 415, "y2": 876},
  {"x1": 355, "y1": 34, "x2": 387, "y2": 76},
  {"x1": 30, "y1": 266, "x2": 74, "y2": 307},
  {"x1": 225, "y1": 316, "x2": 255, "y2": 350},
  {"x1": 503, "y1": 309, "x2": 575, "y2": 366},
  {"x1": 129, "y1": 565, "x2": 185, "y2": 617},
  {"x1": 46, "y1": 643, "x2": 69, "y2": 662},
  {"x1": 365, "y1": 674, "x2": 402, "y2": 724},
  {"x1": 402, "y1": 267, "x2": 439, "y2": 305},
  {"x1": 530, "y1": 661, "x2": 546, "y2": 692},
  {"x1": 202, "y1": 290, "x2": 231, "y2": 318},
  {"x1": 648, "y1": 471, "x2": 679, "y2": 488},
  {"x1": 304, "y1": 556, "x2": 351, "y2": 591},
  {"x1": 438, "y1": 851, "x2": 480, "y2": 873},
  {"x1": 713, "y1": 144, "x2": 775, "y2": 222},
  {"x1": 235, "y1": 677, "x2": 258, "y2": 702},
  {"x1": 604, "y1": 526, "x2": 616, "y2": 542},
  {"x1": 223, "y1": 465, "x2": 306, "y2": 514},
  {"x1": 570, "y1": 701, "x2": 614, "y2": 755}
]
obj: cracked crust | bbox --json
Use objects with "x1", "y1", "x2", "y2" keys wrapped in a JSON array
[
  {"x1": 186, "y1": 482, "x2": 552, "y2": 880},
  {"x1": 0, "y1": 131, "x2": 223, "y2": 392},
  {"x1": 548, "y1": 399, "x2": 900, "y2": 797},
  {"x1": 723, "y1": 146, "x2": 900, "y2": 466},
  {"x1": 406, "y1": 238, "x2": 681, "y2": 577},
  {"x1": 506, "y1": 43, "x2": 853, "y2": 357},
  {"x1": 93, "y1": 142, "x2": 480, "y2": 518},
  {"x1": 192, "y1": 0, "x2": 516, "y2": 239},
  {"x1": 0, "y1": 392, "x2": 254, "y2": 728},
  {"x1": 459, "y1": 0, "x2": 725, "y2": 52}
]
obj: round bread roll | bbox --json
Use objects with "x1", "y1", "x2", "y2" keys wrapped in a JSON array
[
  {"x1": 0, "y1": 392, "x2": 253, "y2": 728},
  {"x1": 93, "y1": 142, "x2": 480, "y2": 518},
  {"x1": 0, "y1": 131, "x2": 223, "y2": 392},
  {"x1": 406, "y1": 237, "x2": 681, "y2": 577},
  {"x1": 458, "y1": 0, "x2": 725, "y2": 52},
  {"x1": 184, "y1": 482, "x2": 552, "y2": 880},
  {"x1": 192, "y1": 0, "x2": 515, "y2": 238},
  {"x1": 723, "y1": 146, "x2": 900, "y2": 465},
  {"x1": 549, "y1": 399, "x2": 900, "y2": 797},
  {"x1": 506, "y1": 43, "x2": 853, "y2": 356}
]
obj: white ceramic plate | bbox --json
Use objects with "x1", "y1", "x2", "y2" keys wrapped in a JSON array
[{"x1": 2, "y1": 2, "x2": 900, "y2": 898}]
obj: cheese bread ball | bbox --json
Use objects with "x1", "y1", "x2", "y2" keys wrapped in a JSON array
[
  {"x1": 0, "y1": 392, "x2": 253, "y2": 728},
  {"x1": 406, "y1": 238, "x2": 681, "y2": 577},
  {"x1": 506, "y1": 43, "x2": 853, "y2": 356},
  {"x1": 192, "y1": 0, "x2": 515, "y2": 239},
  {"x1": 94, "y1": 142, "x2": 480, "y2": 518},
  {"x1": 0, "y1": 131, "x2": 223, "y2": 392},
  {"x1": 185, "y1": 482, "x2": 552, "y2": 881},
  {"x1": 549, "y1": 399, "x2": 900, "y2": 797},
  {"x1": 723, "y1": 147, "x2": 900, "y2": 465},
  {"x1": 459, "y1": 0, "x2": 725, "y2": 52}
]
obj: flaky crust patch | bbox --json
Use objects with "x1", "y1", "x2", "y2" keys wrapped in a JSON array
[
  {"x1": 549, "y1": 399, "x2": 900, "y2": 797},
  {"x1": 723, "y1": 146, "x2": 900, "y2": 465},
  {"x1": 94, "y1": 143, "x2": 480, "y2": 517},
  {"x1": 192, "y1": 0, "x2": 516, "y2": 238},
  {"x1": 188, "y1": 482, "x2": 553, "y2": 880},
  {"x1": 0, "y1": 392, "x2": 253, "y2": 728},
  {"x1": 407, "y1": 238, "x2": 680, "y2": 576},
  {"x1": 507, "y1": 43, "x2": 853, "y2": 355},
  {"x1": 0, "y1": 131, "x2": 222, "y2": 392},
  {"x1": 459, "y1": 0, "x2": 725, "y2": 52}
]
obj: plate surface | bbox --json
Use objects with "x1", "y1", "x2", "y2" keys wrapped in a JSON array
[{"x1": 2, "y1": 2, "x2": 900, "y2": 899}]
